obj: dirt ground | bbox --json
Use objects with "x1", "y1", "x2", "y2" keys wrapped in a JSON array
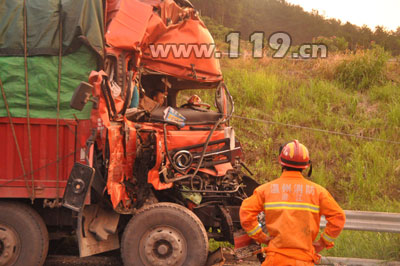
[
  {"x1": 44, "y1": 253, "x2": 260, "y2": 266},
  {"x1": 45, "y1": 236, "x2": 260, "y2": 266}
]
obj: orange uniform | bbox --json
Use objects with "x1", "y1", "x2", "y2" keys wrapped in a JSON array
[{"x1": 240, "y1": 171, "x2": 345, "y2": 265}]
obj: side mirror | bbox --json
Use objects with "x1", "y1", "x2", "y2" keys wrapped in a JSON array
[
  {"x1": 215, "y1": 83, "x2": 234, "y2": 121},
  {"x1": 70, "y1": 82, "x2": 94, "y2": 111},
  {"x1": 215, "y1": 85, "x2": 224, "y2": 114},
  {"x1": 215, "y1": 83, "x2": 229, "y2": 115}
]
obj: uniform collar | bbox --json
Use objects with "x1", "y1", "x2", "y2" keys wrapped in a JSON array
[{"x1": 280, "y1": 171, "x2": 304, "y2": 179}]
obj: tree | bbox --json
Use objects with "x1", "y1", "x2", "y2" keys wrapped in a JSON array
[
  {"x1": 189, "y1": 0, "x2": 400, "y2": 55},
  {"x1": 395, "y1": 27, "x2": 400, "y2": 37}
]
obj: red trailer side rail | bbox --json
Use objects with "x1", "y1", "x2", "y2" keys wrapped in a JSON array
[{"x1": 0, "y1": 117, "x2": 92, "y2": 199}]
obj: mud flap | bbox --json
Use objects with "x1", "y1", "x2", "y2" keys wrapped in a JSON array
[
  {"x1": 62, "y1": 163, "x2": 95, "y2": 212},
  {"x1": 77, "y1": 204, "x2": 120, "y2": 257}
]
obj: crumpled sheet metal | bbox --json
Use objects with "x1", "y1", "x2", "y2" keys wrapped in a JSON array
[
  {"x1": 105, "y1": 0, "x2": 222, "y2": 82},
  {"x1": 88, "y1": 71, "x2": 137, "y2": 209},
  {"x1": 97, "y1": 0, "x2": 226, "y2": 208}
]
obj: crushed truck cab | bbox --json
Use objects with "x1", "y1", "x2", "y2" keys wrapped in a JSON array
[
  {"x1": 63, "y1": 0, "x2": 261, "y2": 264},
  {"x1": 0, "y1": 0, "x2": 260, "y2": 265}
]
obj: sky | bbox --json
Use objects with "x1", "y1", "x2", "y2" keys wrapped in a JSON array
[{"x1": 285, "y1": 0, "x2": 400, "y2": 32}]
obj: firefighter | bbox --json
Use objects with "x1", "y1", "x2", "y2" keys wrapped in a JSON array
[{"x1": 240, "y1": 140, "x2": 345, "y2": 265}]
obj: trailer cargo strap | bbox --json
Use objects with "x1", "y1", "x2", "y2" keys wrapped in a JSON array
[
  {"x1": 56, "y1": 1, "x2": 63, "y2": 202},
  {"x1": 0, "y1": 77, "x2": 32, "y2": 198},
  {"x1": 23, "y1": 0, "x2": 35, "y2": 201}
]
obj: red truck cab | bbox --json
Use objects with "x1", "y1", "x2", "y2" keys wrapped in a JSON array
[{"x1": 0, "y1": 1, "x2": 260, "y2": 265}]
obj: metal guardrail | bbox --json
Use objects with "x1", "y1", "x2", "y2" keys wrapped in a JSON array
[
  {"x1": 319, "y1": 211, "x2": 400, "y2": 264},
  {"x1": 320, "y1": 210, "x2": 400, "y2": 233},
  {"x1": 320, "y1": 256, "x2": 400, "y2": 266}
]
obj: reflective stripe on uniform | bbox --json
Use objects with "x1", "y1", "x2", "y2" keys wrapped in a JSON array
[
  {"x1": 246, "y1": 223, "x2": 262, "y2": 236},
  {"x1": 322, "y1": 232, "x2": 336, "y2": 243},
  {"x1": 264, "y1": 202, "x2": 320, "y2": 213}
]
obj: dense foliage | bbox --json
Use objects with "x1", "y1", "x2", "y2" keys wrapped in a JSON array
[
  {"x1": 335, "y1": 45, "x2": 390, "y2": 91},
  {"x1": 192, "y1": 0, "x2": 400, "y2": 55}
]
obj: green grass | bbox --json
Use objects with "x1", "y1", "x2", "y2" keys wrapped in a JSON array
[
  {"x1": 335, "y1": 45, "x2": 390, "y2": 91},
  {"x1": 208, "y1": 238, "x2": 233, "y2": 252},
  {"x1": 321, "y1": 231, "x2": 400, "y2": 260},
  {"x1": 188, "y1": 53, "x2": 400, "y2": 260}
]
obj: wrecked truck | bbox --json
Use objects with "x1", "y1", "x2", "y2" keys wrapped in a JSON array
[{"x1": 0, "y1": 0, "x2": 260, "y2": 265}]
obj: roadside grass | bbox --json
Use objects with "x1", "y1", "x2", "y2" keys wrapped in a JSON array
[
  {"x1": 321, "y1": 231, "x2": 400, "y2": 260},
  {"x1": 185, "y1": 51, "x2": 400, "y2": 260}
]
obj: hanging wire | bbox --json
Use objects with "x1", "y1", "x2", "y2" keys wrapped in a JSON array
[{"x1": 232, "y1": 115, "x2": 400, "y2": 145}]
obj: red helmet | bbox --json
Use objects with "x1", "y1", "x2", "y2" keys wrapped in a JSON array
[{"x1": 278, "y1": 140, "x2": 310, "y2": 169}]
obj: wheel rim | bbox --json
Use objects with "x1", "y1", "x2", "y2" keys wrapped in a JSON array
[
  {"x1": 139, "y1": 226, "x2": 187, "y2": 266},
  {"x1": 0, "y1": 224, "x2": 21, "y2": 266}
]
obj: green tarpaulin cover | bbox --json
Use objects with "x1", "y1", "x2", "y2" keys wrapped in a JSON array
[
  {"x1": 0, "y1": 46, "x2": 96, "y2": 119},
  {"x1": 0, "y1": 0, "x2": 104, "y2": 56},
  {"x1": 0, "y1": 0, "x2": 104, "y2": 119}
]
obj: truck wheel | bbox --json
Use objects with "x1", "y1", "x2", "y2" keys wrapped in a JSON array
[
  {"x1": 0, "y1": 201, "x2": 49, "y2": 266},
  {"x1": 121, "y1": 203, "x2": 208, "y2": 266}
]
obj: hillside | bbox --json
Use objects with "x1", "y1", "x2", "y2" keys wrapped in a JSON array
[
  {"x1": 186, "y1": 1, "x2": 400, "y2": 259},
  {"x1": 191, "y1": 0, "x2": 400, "y2": 55},
  {"x1": 182, "y1": 48, "x2": 400, "y2": 259}
]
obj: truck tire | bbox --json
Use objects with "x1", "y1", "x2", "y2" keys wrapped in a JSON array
[
  {"x1": 0, "y1": 201, "x2": 49, "y2": 266},
  {"x1": 121, "y1": 202, "x2": 209, "y2": 266}
]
